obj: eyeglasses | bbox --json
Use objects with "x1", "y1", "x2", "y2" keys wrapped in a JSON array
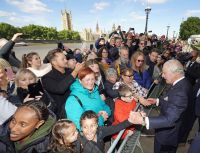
[
  {"x1": 137, "y1": 60, "x2": 144, "y2": 63},
  {"x1": 139, "y1": 43, "x2": 144, "y2": 45},
  {"x1": 123, "y1": 74, "x2": 133, "y2": 78},
  {"x1": 123, "y1": 94, "x2": 134, "y2": 98}
]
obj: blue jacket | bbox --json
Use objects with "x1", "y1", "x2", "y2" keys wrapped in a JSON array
[
  {"x1": 133, "y1": 70, "x2": 152, "y2": 89},
  {"x1": 65, "y1": 79, "x2": 111, "y2": 130}
]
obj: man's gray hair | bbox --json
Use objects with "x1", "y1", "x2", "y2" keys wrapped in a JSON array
[
  {"x1": 119, "y1": 46, "x2": 128, "y2": 54},
  {"x1": 164, "y1": 59, "x2": 184, "y2": 75},
  {"x1": 105, "y1": 68, "x2": 117, "y2": 78}
]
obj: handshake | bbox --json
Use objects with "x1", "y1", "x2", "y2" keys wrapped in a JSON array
[
  {"x1": 128, "y1": 98, "x2": 157, "y2": 126},
  {"x1": 128, "y1": 111, "x2": 146, "y2": 126},
  {"x1": 139, "y1": 97, "x2": 157, "y2": 106}
]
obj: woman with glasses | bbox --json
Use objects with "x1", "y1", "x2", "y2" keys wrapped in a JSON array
[
  {"x1": 113, "y1": 68, "x2": 147, "y2": 98},
  {"x1": 97, "y1": 46, "x2": 112, "y2": 72},
  {"x1": 131, "y1": 51, "x2": 152, "y2": 89},
  {"x1": 137, "y1": 39, "x2": 150, "y2": 56}
]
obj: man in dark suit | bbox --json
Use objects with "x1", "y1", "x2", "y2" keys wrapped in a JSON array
[
  {"x1": 187, "y1": 78, "x2": 200, "y2": 153},
  {"x1": 185, "y1": 49, "x2": 200, "y2": 85},
  {"x1": 130, "y1": 59, "x2": 191, "y2": 153},
  {"x1": 195, "y1": 78, "x2": 200, "y2": 131}
]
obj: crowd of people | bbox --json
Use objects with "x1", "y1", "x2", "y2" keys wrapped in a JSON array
[{"x1": 0, "y1": 27, "x2": 200, "y2": 153}]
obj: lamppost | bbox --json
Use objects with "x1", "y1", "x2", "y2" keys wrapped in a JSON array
[
  {"x1": 173, "y1": 31, "x2": 176, "y2": 39},
  {"x1": 166, "y1": 25, "x2": 170, "y2": 40},
  {"x1": 144, "y1": 6, "x2": 151, "y2": 35}
]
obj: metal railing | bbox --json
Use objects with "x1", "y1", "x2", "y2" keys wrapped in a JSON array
[{"x1": 107, "y1": 81, "x2": 167, "y2": 153}]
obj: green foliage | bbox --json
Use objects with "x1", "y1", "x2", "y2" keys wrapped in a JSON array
[
  {"x1": 0, "y1": 23, "x2": 80, "y2": 40},
  {"x1": 0, "y1": 23, "x2": 18, "y2": 39},
  {"x1": 179, "y1": 17, "x2": 200, "y2": 40}
]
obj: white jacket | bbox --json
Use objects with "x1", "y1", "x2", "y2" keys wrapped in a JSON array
[{"x1": 0, "y1": 96, "x2": 17, "y2": 125}]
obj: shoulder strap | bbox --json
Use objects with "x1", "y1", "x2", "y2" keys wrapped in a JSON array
[{"x1": 71, "y1": 94, "x2": 83, "y2": 107}]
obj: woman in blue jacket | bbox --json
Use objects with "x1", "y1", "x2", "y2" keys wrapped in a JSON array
[
  {"x1": 65, "y1": 67, "x2": 111, "y2": 130},
  {"x1": 131, "y1": 51, "x2": 152, "y2": 89}
]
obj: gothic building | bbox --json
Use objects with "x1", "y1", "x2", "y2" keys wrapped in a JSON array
[{"x1": 61, "y1": 10, "x2": 72, "y2": 31}]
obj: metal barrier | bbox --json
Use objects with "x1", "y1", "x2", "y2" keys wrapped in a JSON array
[{"x1": 107, "y1": 81, "x2": 167, "y2": 153}]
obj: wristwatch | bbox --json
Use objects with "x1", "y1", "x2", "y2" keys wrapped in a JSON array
[{"x1": 142, "y1": 117, "x2": 146, "y2": 126}]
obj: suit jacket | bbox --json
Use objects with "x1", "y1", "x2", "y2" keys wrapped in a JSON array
[
  {"x1": 149, "y1": 78, "x2": 191, "y2": 146},
  {"x1": 185, "y1": 61, "x2": 200, "y2": 85},
  {"x1": 188, "y1": 132, "x2": 200, "y2": 153},
  {"x1": 194, "y1": 78, "x2": 200, "y2": 117}
]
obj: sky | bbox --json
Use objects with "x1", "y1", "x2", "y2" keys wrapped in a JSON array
[{"x1": 0, "y1": 0, "x2": 200, "y2": 38}]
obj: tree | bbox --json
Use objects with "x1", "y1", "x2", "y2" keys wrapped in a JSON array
[
  {"x1": 72, "y1": 31, "x2": 81, "y2": 40},
  {"x1": 0, "y1": 23, "x2": 18, "y2": 39},
  {"x1": 179, "y1": 17, "x2": 200, "y2": 40},
  {"x1": 0, "y1": 22, "x2": 80, "y2": 40},
  {"x1": 58, "y1": 30, "x2": 68, "y2": 40}
]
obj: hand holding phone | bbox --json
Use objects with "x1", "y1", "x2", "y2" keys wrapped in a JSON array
[{"x1": 28, "y1": 80, "x2": 44, "y2": 98}]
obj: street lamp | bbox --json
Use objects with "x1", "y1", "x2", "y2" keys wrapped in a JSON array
[
  {"x1": 166, "y1": 25, "x2": 170, "y2": 40},
  {"x1": 173, "y1": 31, "x2": 176, "y2": 39},
  {"x1": 144, "y1": 6, "x2": 151, "y2": 35}
]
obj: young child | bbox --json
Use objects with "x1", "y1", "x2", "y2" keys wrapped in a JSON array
[
  {"x1": 80, "y1": 110, "x2": 138, "y2": 152},
  {"x1": 112, "y1": 84, "x2": 137, "y2": 139},
  {"x1": 49, "y1": 110, "x2": 139, "y2": 153},
  {"x1": 49, "y1": 119, "x2": 102, "y2": 153}
]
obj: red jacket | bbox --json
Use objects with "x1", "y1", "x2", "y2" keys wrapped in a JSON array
[{"x1": 112, "y1": 98, "x2": 137, "y2": 139}]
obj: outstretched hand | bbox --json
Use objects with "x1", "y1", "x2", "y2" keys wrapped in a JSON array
[
  {"x1": 128, "y1": 111, "x2": 145, "y2": 125},
  {"x1": 147, "y1": 98, "x2": 157, "y2": 105},
  {"x1": 11, "y1": 33, "x2": 23, "y2": 42},
  {"x1": 139, "y1": 97, "x2": 151, "y2": 106}
]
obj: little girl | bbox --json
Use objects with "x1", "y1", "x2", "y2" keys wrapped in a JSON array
[
  {"x1": 49, "y1": 110, "x2": 139, "y2": 153},
  {"x1": 49, "y1": 119, "x2": 102, "y2": 153}
]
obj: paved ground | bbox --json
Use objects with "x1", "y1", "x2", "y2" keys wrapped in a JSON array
[{"x1": 105, "y1": 108, "x2": 198, "y2": 153}]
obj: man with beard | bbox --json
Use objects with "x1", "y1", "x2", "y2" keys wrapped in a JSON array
[{"x1": 112, "y1": 46, "x2": 131, "y2": 75}]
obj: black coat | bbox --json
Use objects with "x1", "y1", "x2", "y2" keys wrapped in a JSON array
[
  {"x1": 185, "y1": 61, "x2": 200, "y2": 85},
  {"x1": 49, "y1": 134, "x2": 102, "y2": 153},
  {"x1": 0, "y1": 40, "x2": 21, "y2": 68},
  {"x1": 104, "y1": 80, "x2": 119, "y2": 99},
  {"x1": 41, "y1": 67, "x2": 75, "y2": 118}
]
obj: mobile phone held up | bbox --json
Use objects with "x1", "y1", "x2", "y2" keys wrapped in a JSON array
[
  {"x1": 28, "y1": 80, "x2": 44, "y2": 98},
  {"x1": 90, "y1": 44, "x2": 94, "y2": 51}
]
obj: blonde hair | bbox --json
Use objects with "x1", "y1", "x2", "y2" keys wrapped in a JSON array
[
  {"x1": 15, "y1": 68, "x2": 37, "y2": 87},
  {"x1": 0, "y1": 65, "x2": 8, "y2": 89},
  {"x1": 0, "y1": 58, "x2": 11, "y2": 69},
  {"x1": 131, "y1": 51, "x2": 147, "y2": 72}
]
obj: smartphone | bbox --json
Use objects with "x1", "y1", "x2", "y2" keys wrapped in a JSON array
[
  {"x1": 90, "y1": 44, "x2": 94, "y2": 51},
  {"x1": 5, "y1": 67, "x2": 15, "y2": 81},
  {"x1": 28, "y1": 80, "x2": 44, "y2": 98}
]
